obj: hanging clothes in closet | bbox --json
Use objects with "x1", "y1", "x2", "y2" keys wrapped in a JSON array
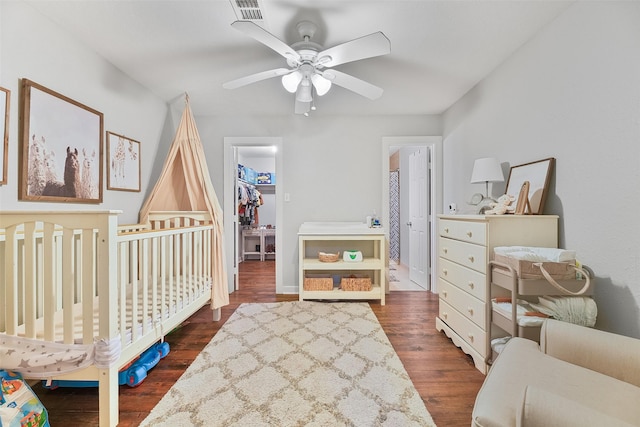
[{"x1": 238, "y1": 180, "x2": 263, "y2": 226}]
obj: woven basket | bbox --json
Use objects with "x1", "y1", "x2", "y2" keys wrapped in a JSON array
[
  {"x1": 304, "y1": 274, "x2": 334, "y2": 291},
  {"x1": 341, "y1": 275, "x2": 372, "y2": 291},
  {"x1": 318, "y1": 251, "x2": 340, "y2": 263}
]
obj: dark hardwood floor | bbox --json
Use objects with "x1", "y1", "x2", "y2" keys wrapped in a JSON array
[{"x1": 33, "y1": 260, "x2": 485, "y2": 426}]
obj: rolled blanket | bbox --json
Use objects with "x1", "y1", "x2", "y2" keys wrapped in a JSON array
[{"x1": 530, "y1": 296, "x2": 597, "y2": 327}]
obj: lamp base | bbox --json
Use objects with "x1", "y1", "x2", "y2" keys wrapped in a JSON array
[{"x1": 477, "y1": 196, "x2": 496, "y2": 214}]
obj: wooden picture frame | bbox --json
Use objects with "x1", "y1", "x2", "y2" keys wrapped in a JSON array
[
  {"x1": 0, "y1": 86, "x2": 9, "y2": 185},
  {"x1": 505, "y1": 157, "x2": 555, "y2": 215},
  {"x1": 19, "y1": 79, "x2": 103, "y2": 203},
  {"x1": 106, "y1": 131, "x2": 140, "y2": 192}
]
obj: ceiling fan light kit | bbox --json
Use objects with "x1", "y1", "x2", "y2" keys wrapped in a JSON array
[{"x1": 223, "y1": 19, "x2": 390, "y2": 115}]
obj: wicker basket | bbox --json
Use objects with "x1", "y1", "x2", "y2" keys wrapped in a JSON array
[
  {"x1": 341, "y1": 275, "x2": 372, "y2": 291},
  {"x1": 318, "y1": 251, "x2": 340, "y2": 263},
  {"x1": 304, "y1": 274, "x2": 334, "y2": 291}
]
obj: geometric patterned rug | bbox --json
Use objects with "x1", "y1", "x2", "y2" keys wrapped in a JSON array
[{"x1": 140, "y1": 301, "x2": 436, "y2": 426}]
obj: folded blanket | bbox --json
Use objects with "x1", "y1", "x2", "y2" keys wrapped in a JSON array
[{"x1": 493, "y1": 246, "x2": 576, "y2": 263}]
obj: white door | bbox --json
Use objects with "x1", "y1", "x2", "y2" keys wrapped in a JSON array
[{"x1": 408, "y1": 148, "x2": 429, "y2": 287}]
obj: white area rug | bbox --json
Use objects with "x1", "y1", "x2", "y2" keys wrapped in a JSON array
[{"x1": 141, "y1": 301, "x2": 435, "y2": 426}]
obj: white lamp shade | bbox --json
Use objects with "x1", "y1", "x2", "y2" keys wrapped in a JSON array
[
  {"x1": 311, "y1": 74, "x2": 332, "y2": 96},
  {"x1": 282, "y1": 71, "x2": 302, "y2": 93},
  {"x1": 470, "y1": 157, "x2": 503, "y2": 183}
]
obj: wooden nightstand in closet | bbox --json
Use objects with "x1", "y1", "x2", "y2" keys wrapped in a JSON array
[{"x1": 435, "y1": 214, "x2": 558, "y2": 373}]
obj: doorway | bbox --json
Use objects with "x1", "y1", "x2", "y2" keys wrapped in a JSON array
[
  {"x1": 223, "y1": 137, "x2": 284, "y2": 295},
  {"x1": 382, "y1": 136, "x2": 443, "y2": 293}
]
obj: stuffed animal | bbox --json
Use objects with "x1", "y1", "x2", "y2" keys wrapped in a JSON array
[{"x1": 485, "y1": 194, "x2": 516, "y2": 215}]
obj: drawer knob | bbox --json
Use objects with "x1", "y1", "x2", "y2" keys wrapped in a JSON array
[
  {"x1": 442, "y1": 290, "x2": 448, "y2": 298},
  {"x1": 466, "y1": 231, "x2": 472, "y2": 237},
  {"x1": 442, "y1": 312, "x2": 448, "y2": 319},
  {"x1": 467, "y1": 307, "x2": 474, "y2": 316},
  {"x1": 444, "y1": 227, "x2": 449, "y2": 233},
  {"x1": 468, "y1": 281, "x2": 475, "y2": 289},
  {"x1": 467, "y1": 333, "x2": 474, "y2": 342},
  {"x1": 442, "y1": 269, "x2": 448, "y2": 276},
  {"x1": 443, "y1": 248, "x2": 448, "y2": 254},
  {"x1": 468, "y1": 255, "x2": 475, "y2": 262}
]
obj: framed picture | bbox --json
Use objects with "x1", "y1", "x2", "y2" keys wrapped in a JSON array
[
  {"x1": 505, "y1": 157, "x2": 555, "y2": 215},
  {"x1": 0, "y1": 86, "x2": 9, "y2": 185},
  {"x1": 106, "y1": 131, "x2": 140, "y2": 192},
  {"x1": 19, "y1": 79, "x2": 103, "y2": 203}
]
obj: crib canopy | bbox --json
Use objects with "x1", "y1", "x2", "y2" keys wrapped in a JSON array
[{"x1": 139, "y1": 95, "x2": 229, "y2": 309}]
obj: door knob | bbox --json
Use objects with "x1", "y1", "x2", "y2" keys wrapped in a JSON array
[{"x1": 406, "y1": 221, "x2": 412, "y2": 227}]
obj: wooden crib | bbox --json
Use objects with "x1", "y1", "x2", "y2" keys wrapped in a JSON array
[{"x1": 0, "y1": 210, "x2": 219, "y2": 427}]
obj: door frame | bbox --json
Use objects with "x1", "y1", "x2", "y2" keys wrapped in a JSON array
[
  {"x1": 224, "y1": 137, "x2": 284, "y2": 294},
  {"x1": 381, "y1": 136, "x2": 443, "y2": 293}
]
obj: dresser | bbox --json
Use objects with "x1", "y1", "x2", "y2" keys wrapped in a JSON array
[{"x1": 435, "y1": 214, "x2": 558, "y2": 373}]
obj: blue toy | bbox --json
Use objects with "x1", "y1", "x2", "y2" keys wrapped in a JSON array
[{"x1": 43, "y1": 341, "x2": 170, "y2": 389}]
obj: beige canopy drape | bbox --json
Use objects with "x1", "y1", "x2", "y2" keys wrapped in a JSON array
[{"x1": 139, "y1": 95, "x2": 229, "y2": 309}]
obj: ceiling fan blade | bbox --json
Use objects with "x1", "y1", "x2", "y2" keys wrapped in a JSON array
[
  {"x1": 231, "y1": 21, "x2": 300, "y2": 63},
  {"x1": 322, "y1": 69, "x2": 384, "y2": 100},
  {"x1": 294, "y1": 98, "x2": 310, "y2": 115},
  {"x1": 318, "y1": 32, "x2": 390, "y2": 68},
  {"x1": 223, "y1": 68, "x2": 292, "y2": 90}
]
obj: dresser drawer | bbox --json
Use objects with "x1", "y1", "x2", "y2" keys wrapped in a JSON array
[
  {"x1": 438, "y1": 257, "x2": 486, "y2": 301},
  {"x1": 438, "y1": 278, "x2": 486, "y2": 328},
  {"x1": 439, "y1": 219, "x2": 486, "y2": 245},
  {"x1": 439, "y1": 299, "x2": 487, "y2": 357},
  {"x1": 438, "y1": 236, "x2": 487, "y2": 274}
]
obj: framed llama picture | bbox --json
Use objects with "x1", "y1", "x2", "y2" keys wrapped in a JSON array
[
  {"x1": 19, "y1": 79, "x2": 103, "y2": 203},
  {"x1": 0, "y1": 86, "x2": 9, "y2": 185},
  {"x1": 106, "y1": 131, "x2": 140, "y2": 192}
]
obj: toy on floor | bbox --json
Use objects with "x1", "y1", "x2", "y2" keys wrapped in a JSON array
[{"x1": 42, "y1": 341, "x2": 170, "y2": 389}]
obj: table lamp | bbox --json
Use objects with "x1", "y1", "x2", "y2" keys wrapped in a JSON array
[{"x1": 471, "y1": 157, "x2": 504, "y2": 202}]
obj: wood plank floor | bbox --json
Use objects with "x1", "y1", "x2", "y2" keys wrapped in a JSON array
[{"x1": 33, "y1": 260, "x2": 485, "y2": 426}]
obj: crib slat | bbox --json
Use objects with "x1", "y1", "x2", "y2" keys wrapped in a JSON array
[
  {"x1": 23, "y1": 223, "x2": 37, "y2": 338},
  {"x1": 168, "y1": 233, "x2": 174, "y2": 315},
  {"x1": 82, "y1": 229, "x2": 96, "y2": 344},
  {"x1": 62, "y1": 228, "x2": 76, "y2": 344},
  {"x1": 119, "y1": 241, "x2": 127, "y2": 345},
  {"x1": 141, "y1": 237, "x2": 149, "y2": 336},
  {"x1": 43, "y1": 223, "x2": 56, "y2": 341},
  {"x1": 151, "y1": 237, "x2": 158, "y2": 327},
  {"x1": 130, "y1": 240, "x2": 138, "y2": 342},
  {"x1": 4, "y1": 226, "x2": 18, "y2": 335},
  {"x1": 160, "y1": 235, "x2": 167, "y2": 320}
]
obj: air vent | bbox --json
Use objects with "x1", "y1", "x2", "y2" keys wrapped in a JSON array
[{"x1": 230, "y1": 0, "x2": 264, "y2": 21}]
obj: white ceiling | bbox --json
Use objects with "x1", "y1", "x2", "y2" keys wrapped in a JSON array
[{"x1": 25, "y1": 0, "x2": 573, "y2": 117}]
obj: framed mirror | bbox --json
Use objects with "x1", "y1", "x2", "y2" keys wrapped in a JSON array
[{"x1": 505, "y1": 157, "x2": 555, "y2": 215}]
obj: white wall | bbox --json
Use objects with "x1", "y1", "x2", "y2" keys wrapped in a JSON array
[
  {"x1": 0, "y1": 1, "x2": 168, "y2": 224},
  {"x1": 442, "y1": 1, "x2": 640, "y2": 337},
  {"x1": 196, "y1": 115, "x2": 442, "y2": 289}
]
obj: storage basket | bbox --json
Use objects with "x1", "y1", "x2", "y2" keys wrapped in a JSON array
[
  {"x1": 304, "y1": 274, "x2": 334, "y2": 291},
  {"x1": 341, "y1": 275, "x2": 372, "y2": 291},
  {"x1": 318, "y1": 251, "x2": 340, "y2": 262}
]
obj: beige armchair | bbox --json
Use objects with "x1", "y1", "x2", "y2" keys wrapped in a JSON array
[{"x1": 472, "y1": 319, "x2": 640, "y2": 426}]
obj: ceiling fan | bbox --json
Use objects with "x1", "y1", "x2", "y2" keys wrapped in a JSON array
[{"x1": 222, "y1": 20, "x2": 391, "y2": 115}]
